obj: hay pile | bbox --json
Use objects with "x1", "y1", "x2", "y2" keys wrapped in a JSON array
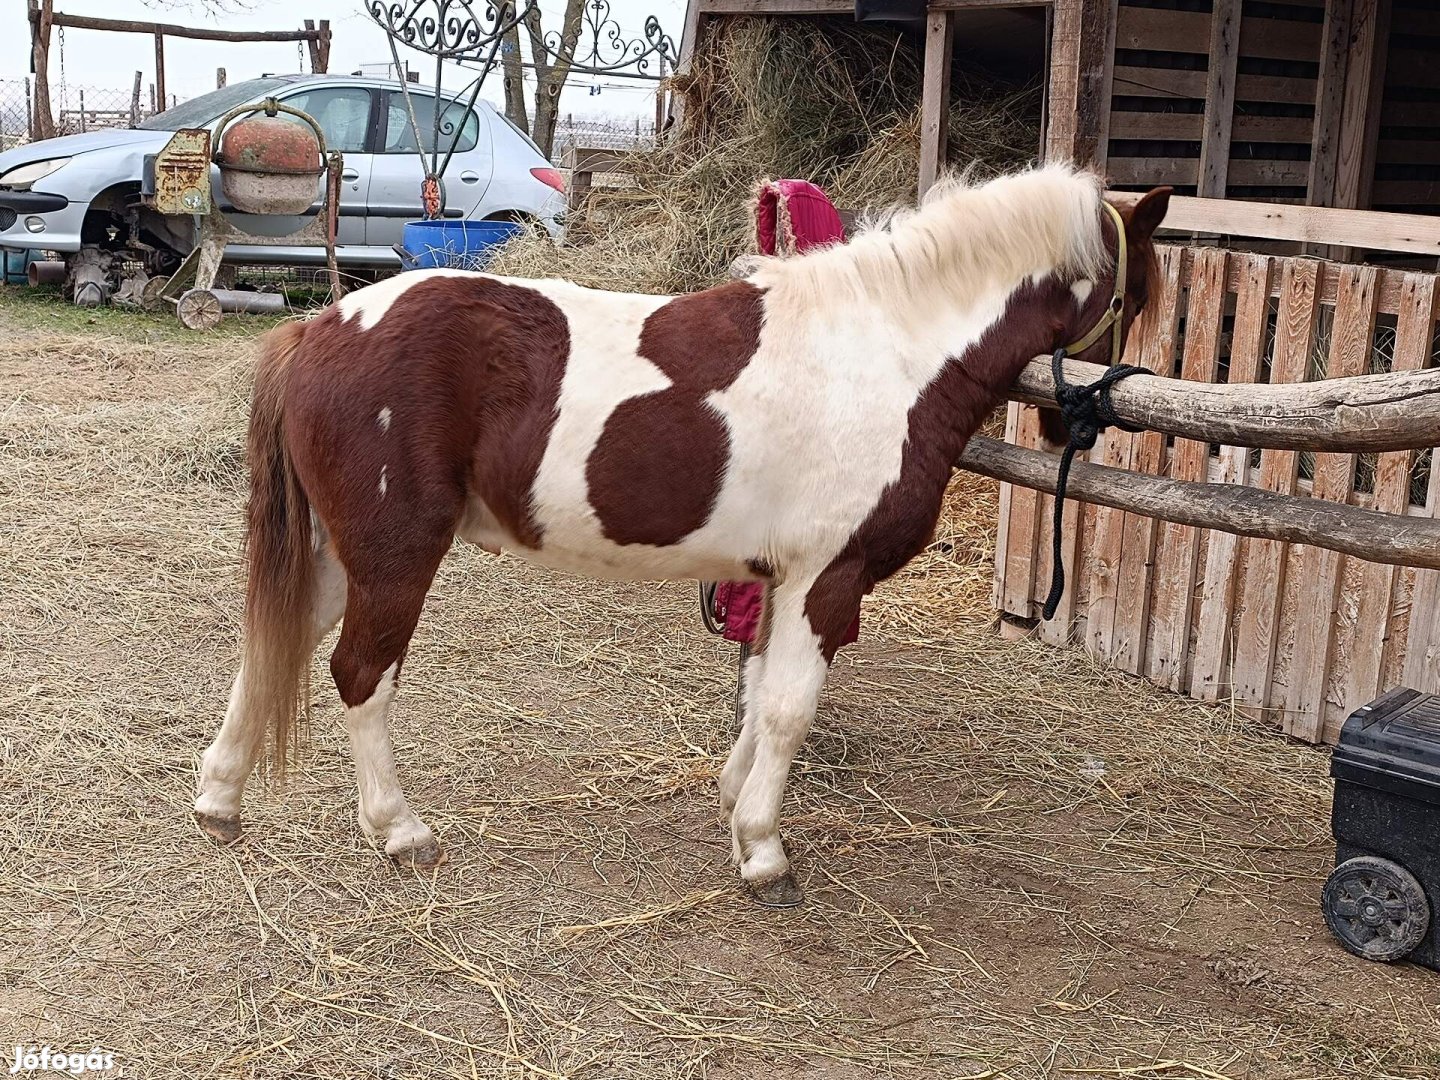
[
  {"x1": 4, "y1": 292, "x2": 1439, "y2": 1078},
  {"x1": 488, "y1": 16, "x2": 1042, "y2": 294}
]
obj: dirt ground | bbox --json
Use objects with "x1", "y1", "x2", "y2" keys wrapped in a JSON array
[{"x1": 2, "y1": 288, "x2": 1438, "y2": 1079}]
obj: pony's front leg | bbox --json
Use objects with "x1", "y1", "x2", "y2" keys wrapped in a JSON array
[
  {"x1": 718, "y1": 647, "x2": 765, "y2": 816},
  {"x1": 729, "y1": 578, "x2": 843, "y2": 907}
]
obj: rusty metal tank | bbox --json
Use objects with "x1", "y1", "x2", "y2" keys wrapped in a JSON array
[{"x1": 215, "y1": 113, "x2": 324, "y2": 215}]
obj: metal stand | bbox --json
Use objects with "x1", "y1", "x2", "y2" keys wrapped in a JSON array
[{"x1": 146, "y1": 99, "x2": 344, "y2": 329}]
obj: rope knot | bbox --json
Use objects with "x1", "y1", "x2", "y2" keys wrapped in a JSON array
[{"x1": 1042, "y1": 348, "x2": 1152, "y2": 621}]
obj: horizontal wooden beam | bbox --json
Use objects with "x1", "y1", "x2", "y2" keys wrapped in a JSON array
[
  {"x1": 1107, "y1": 192, "x2": 1440, "y2": 257},
  {"x1": 1009, "y1": 354, "x2": 1440, "y2": 453},
  {"x1": 44, "y1": 11, "x2": 325, "y2": 41},
  {"x1": 958, "y1": 437, "x2": 1440, "y2": 572},
  {"x1": 696, "y1": 0, "x2": 850, "y2": 12}
]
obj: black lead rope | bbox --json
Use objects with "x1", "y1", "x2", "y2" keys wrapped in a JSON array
[{"x1": 1042, "y1": 348, "x2": 1152, "y2": 620}]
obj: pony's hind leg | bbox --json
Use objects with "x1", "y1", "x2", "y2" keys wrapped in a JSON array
[
  {"x1": 328, "y1": 529, "x2": 452, "y2": 868},
  {"x1": 195, "y1": 542, "x2": 347, "y2": 841}
]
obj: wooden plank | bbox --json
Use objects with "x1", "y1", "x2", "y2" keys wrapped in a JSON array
[
  {"x1": 1237, "y1": 12, "x2": 1326, "y2": 62},
  {"x1": 1116, "y1": 7, "x2": 1322, "y2": 61},
  {"x1": 1125, "y1": 193, "x2": 1440, "y2": 256},
  {"x1": 1231, "y1": 261, "x2": 1319, "y2": 721},
  {"x1": 959, "y1": 437, "x2": 1440, "y2": 572},
  {"x1": 1285, "y1": 263, "x2": 1378, "y2": 743},
  {"x1": 1380, "y1": 99, "x2": 1440, "y2": 127},
  {"x1": 1377, "y1": 139, "x2": 1440, "y2": 167},
  {"x1": 47, "y1": 9, "x2": 325, "y2": 42},
  {"x1": 1191, "y1": 255, "x2": 1273, "y2": 702},
  {"x1": 1372, "y1": 180, "x2": 1440, "y2": 207},
  {"x1": 1111, "y1": 245, "x2": 1185, "y2": 675},
  {"x1": 1112, "y1": 65, "x2": 1317, "y2": 106},
  {"x1": 1334, "y1": 0, "x2": 1389, "y2": 211},
  {"x1": 1109, "y1": 111, "x2": 1314, "y2": 143},
  {"x1": 1045, "y1": 0, "x2": 1116, "y2": 170},
  {"x1": 1342, "y1": 270, "x2": 1432, "y2": 735},
  {"x1": 997, "y1": 404, "x2": 1046, "y2": 618},
  {"x1": 1307, "y1": 0, "x2": 1353, "y2": 209},
  {"x1": 1199, "y1": 0, "x2": 1241, "y2": 198},
  {"x1": 993, "y1": 400, "x2": 1020, "y2": 612},
  {"x1": 1147, "y1": 247, "x2": 1229, "y2": 693},
  {"x1": 919, "y1": 11, "x2": 955, "y2": 198},
  {"x1": 1108, "y1": 157, "x2": 1311, "y2": 187},
  {"x1": 1401, "y1": 276, "x2": 1440, "y2": 693}
]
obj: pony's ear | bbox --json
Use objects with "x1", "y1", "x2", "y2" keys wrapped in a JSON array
[{"x1": 1128, "y1": 186, "x2": 1173, "y2": 240}]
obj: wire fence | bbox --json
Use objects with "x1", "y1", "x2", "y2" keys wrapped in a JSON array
[
  {"x1": 553, "y1": 115, "x2": 658, "y2": 155},
  {"x1": 1, "y1": 78, "x2": 187, "y2": 150},
  {"x1": 3, "y1": 76, "x2": 654, "y2": 160}
]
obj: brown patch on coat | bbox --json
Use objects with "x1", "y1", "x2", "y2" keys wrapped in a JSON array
[
  {"x1": 586, "y1": 282, "x2": 765, "y2": 547},
  {"x1": 804, "y1": 192, "x2": 1169, "y2": 659},
  {"x1": 277, "y1": 275, "x2": 570, "y2": 705}
]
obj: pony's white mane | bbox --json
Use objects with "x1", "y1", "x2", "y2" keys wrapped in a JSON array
[{"x1": 755, "y1": 164, "x2": 1107, "y2": 309}]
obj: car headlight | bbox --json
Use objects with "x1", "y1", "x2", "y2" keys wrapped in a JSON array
[{"x1": 0, "y1": 158, "x2": 71, "y2": 190}]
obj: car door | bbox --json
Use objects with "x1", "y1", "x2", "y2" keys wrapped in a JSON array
[
  {"x1": 266, "y1": 85, "x2": 376, "y2": 249},
  {"x1": 366, "y1": 90, "x2": 494, "y2": 250}
]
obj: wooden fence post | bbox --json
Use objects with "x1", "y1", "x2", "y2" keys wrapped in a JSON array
[
  {"x1": 154, "y1": 31, "x2": 166, "y2": 114},
  {"x1": 216, "y1": 67, "x2": 226, "y2": 89},
  {"x1": 29, "y1": 0, "x2": 56, "y2": 141},
  {"x1": 130, "y1": 70, "x2": 141, "y2": 127},
  {"x1": 918, "y1": 11, "x2": 953, "y2": 199}
]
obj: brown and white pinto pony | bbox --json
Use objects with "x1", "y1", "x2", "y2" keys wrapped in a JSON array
[{"x1": 195, "y1": 165, "x2": 1170, "y2": 905}]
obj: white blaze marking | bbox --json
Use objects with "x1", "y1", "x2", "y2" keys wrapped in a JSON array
[
  {"x1": 377, "y1": 407, "x2": 392, "y2": 432},
  {"x1": 1071, "y1": 278, "x2": 1095, "y2": 306},
  {"x1": 378, "y1": 465, "x2": 388, "y2": 498}
]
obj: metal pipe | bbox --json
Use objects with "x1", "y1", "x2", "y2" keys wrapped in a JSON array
[
  {"x1": 27, "y1": 260, "x2": 65, "y2": 285},
  {"x1": 208, "y1": 289, "x2": 289, "y2": 314}
]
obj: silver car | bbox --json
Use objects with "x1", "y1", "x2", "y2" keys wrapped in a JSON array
[{"x1": 0, "y1": 73, "x2": 566, "y2": 277}]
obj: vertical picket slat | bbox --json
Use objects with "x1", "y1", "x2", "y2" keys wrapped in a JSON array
[
  {"x1": 1230, "y1": 259, "x2": 1321, "y2": 721},
  {"x1": 1398, "y1": 277, "x2": 1440, "y2": 692},
  {"x1": 1191, "y1": 254, "x2": 1273, "y2": 702},
  {"x1": 1084, "y1": 299, "x2": 1153, "y2": 661},
  {"x1": 995, "y1": 403, "x2": 1046, "y2": 620},
  {"x1": 1037, "y1": 429, "x2": 1081, "y2": 647},
  {"x1": 1285, "y1": 263, "x2": 1378, "y2": 743},
  {"x1": 1111, "y1": 245, "x2": 1185, "y2": 675},
  {"x1": 1147, "y1": 247, "x2": 1229, "y2": 693},
  {"x1": 1339, "y1": 273, "x2": 1435, "y2": 736}
]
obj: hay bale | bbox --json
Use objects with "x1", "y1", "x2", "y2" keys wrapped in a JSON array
[{"x1": 488, "y1": 16, "x2": 1041, "y2": 295}]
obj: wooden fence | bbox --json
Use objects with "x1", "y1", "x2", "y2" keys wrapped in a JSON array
[{"x1": 991, "y1": 242, "x2": 1440, "y2": 745}]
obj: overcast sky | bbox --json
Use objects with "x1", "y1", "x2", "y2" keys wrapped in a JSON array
[{"x1": 2, "y1": 0, "x2": 687, "y2": 120}]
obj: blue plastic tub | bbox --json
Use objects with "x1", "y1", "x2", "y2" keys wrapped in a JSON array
[
  {"x1": 400, "y1": 220, "x2": 524, "y2": 271},
  {"x1": 2, "y1": 247, "x2": 35, "y2": 285}
]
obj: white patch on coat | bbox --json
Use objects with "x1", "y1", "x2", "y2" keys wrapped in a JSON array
[
  {"x1": 1071, "y1": 278, "x2": 1095, "y2": 306},
  {"x1": 378, "y1": 464, "x2": 388, "y2": 498},
  {"x1": 377, "y1": 407, "x2": 392, "y2": 432},
  {"x1": 343, "y1": 663, "x2": 434, "y2": 854}
]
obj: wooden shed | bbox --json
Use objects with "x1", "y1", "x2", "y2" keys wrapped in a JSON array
[{"x1": 677, "y1": 0, "x2": 1440, "y2": 743}]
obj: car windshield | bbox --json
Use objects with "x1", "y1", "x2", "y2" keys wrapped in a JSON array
[{"x1": 138, "y1": 77, "x2": 297, "y2": 130}]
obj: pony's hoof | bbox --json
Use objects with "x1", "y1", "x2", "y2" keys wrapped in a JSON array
[
  {"x1": 746, "y1": 871, "x2": 803, "y2": 908},
  {"x1": 196, "y1": 812, "x2": 243, "y2": 845},
  {"x1": 391, "y1": 839, "x2": 446, "y2": 870}
]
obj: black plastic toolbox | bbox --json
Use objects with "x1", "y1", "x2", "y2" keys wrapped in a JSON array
[{"x1": 1325, "y1": 686, "x2": 1440, "y2": 967}]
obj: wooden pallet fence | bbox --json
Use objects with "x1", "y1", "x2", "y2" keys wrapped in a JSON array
[{"x1": 987, "y1": 243, "x2": 1440, "y2": 745}]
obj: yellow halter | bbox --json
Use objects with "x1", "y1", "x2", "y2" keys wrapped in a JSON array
[{"x1": 1061, "y1": 201, "x2": 1129, "y2": 366}]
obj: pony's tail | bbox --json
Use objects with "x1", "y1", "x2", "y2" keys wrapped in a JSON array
[{"x1": 242, "y1": 320, "x2": 315, "y2": 776}]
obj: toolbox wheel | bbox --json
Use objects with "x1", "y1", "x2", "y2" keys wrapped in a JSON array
[{"x1": 1322, "y1": 856, "x2": 1430, "y2": 962}]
